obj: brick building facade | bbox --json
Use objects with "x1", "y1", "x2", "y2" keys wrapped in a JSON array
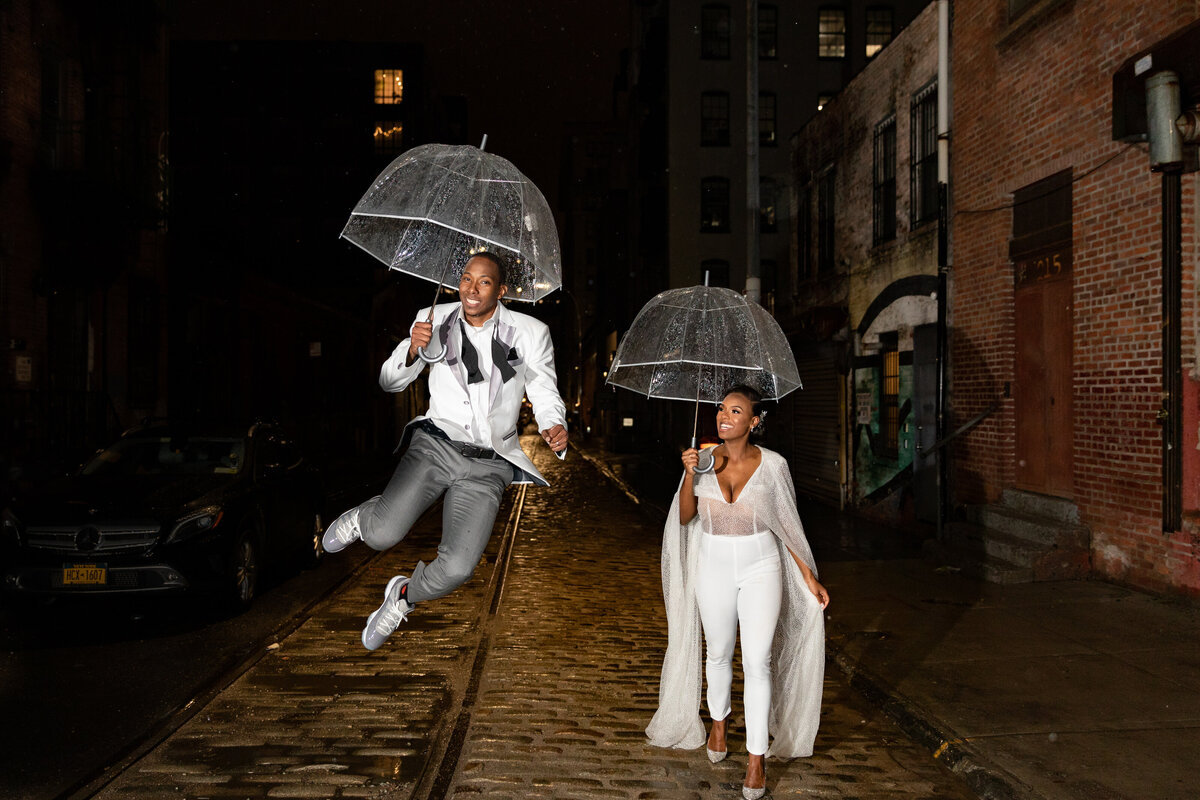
[
  {"x1": 949, "y1": 1, "x2": 1200, "y2": 595},
  {"x1": 787, "y1": 3, "x2": 941, "y2": 515}
]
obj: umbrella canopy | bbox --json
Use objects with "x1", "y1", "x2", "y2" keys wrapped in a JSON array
[
  {"x1": 340, "y1": 142, "x2": 561, "y2": 302},
  {"x1": 607, "y1": 284, "x2": 802, "y2": 403}
]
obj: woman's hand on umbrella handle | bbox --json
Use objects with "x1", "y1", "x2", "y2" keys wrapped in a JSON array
[{"x1": 681, "y1": 448, "x2": 699, "y2": 476}]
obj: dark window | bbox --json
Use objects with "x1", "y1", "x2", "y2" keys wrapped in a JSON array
[
  {"x1": 818, "y1": 7, "x2": 847, "y2": 59},
  {"x1": 701, "y1": 177, "x2": 731, "y2": 233},
  {"x1": 865, "y1": 7, "x2": 893, "y2": 57},
  {"x1": 702, "y1": 259, "x2": 731, "y2": 287},
  {"x1": 759, "y1": 92, "x2": 777, "y2": 146},
  {"x1": 817, "y1": 168, "x2": 836, "y2": 273},
  {"x1": 701, "y1": 91, "x2": 731, "y2": 146},
  {"x1": 880, "y1": 333, "x2": 900, "y2": 459},
  {"x1": 373, "y1": 122, "x2": 404, "y2": 155},
  {"x1": 910, "y1": 81, "x2": 938, "y2": 227},
  {"x1": 128, "y1": 277, "x2": 160, "y2": 407},
  {"x1": 796, "y1": 186, "x2": 812, "y2": 282},
  {"x1": 701, "y1": 5, "x2": 732, "y2": 59},
  {"x1": 873, "y1": 115, "x2": 897, "y2": 244},
  {"x1": 760, "y1": 177, "x2": 778, "y2": 233},
  {"x1": 759, "y1": 5, "x2": 778, "y2": 59},
  {"x1": 1011, "y1": 169, "x2": 1072, "y2": 259}
]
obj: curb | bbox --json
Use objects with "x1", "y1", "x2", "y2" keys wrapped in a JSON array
[{"x1": 824, "y1": 642, "x2": 1041, "y2": 800}]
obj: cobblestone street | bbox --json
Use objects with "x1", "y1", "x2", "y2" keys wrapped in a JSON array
[
  {"x1": 91, "y1": 439, "x2": 977, "y2": 800},
  {"x1": 445, "y1": 444, "x2": 977, "y2": 800}
]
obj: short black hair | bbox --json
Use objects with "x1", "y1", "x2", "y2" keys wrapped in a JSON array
[
  {"x1": 466, "y1": 250, "x2": 508, "y2": 286},
  {"x1": 723, "y1": 383, "x2": 766, "y2": 435}
]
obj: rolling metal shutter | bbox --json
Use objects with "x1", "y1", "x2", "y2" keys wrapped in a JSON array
[{"x1": 789, "y1": 346, "x2": 843, "y2": 506}]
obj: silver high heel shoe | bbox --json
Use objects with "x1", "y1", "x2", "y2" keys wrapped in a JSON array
[
  {"x1": 742, "y1": 784, "x2": 765, "y2": 800},
  {"x1": 706, "y1": 748, "x2": 727, "y2": 763}
]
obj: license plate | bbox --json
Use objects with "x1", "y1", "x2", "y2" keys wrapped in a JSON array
[{"x1": 63, "y1": 564, "x2": 107, "y2": 585}]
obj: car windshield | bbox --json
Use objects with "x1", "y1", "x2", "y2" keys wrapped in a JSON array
[{"x1": 81, "y1": 436, "x2": 246, "y2": 477}]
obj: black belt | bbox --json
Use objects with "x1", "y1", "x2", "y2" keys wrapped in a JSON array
[{"x1": 414, "y1": 419, "x2": 503, "y2": 460}]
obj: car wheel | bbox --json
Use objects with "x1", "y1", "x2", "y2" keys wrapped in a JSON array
[
  {"x1": 304, "y1": 511, "x2": 325, "y2": 568},
  {"x1": 227, "y1": 529, "x2": 259, "y2": 610}
]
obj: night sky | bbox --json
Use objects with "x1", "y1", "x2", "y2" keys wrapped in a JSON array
[{"x1": 170, "y1": 0, "x2": 634, "y2": 213}]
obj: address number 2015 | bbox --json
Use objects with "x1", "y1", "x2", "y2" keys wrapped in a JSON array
[{"x1": 1015, "y1": 249, "x2": 1071, "y2": 287}]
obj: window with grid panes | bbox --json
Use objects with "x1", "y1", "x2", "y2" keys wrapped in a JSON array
[
  {"x1": 818, "y1": 8, "x2": 846, "y2": 58},
  {"x1": 373, "y1": 122, "x2": 404, "y2": 155},
  {"x1": 701, "y1": 5, "x2": 732, "y2": 59},
  {"x1": 701, "y1": 91, "x2": 731, "y2": 146},
  {"x1": 796, "y1": 186, "x2": 812, "y2": 282},
  {"x1": 374, "y1": 70, "x2": 403, "y2": 104},
  {"x1": 817, "y1": 167, "x2": 836, "y2": 273},
  {"x1": 701, "y1": 177, "x2": 730, "y2": 233},
  {"x1": 865, "y1": 8, "x2": 893, "y2": 57},
  {"x1": 760, "y1": 177, "x2": 778, "y2": 233},
  {"x1": 759, "y1": 5, "x2": 778, "y2": 59},
  {"x1": 759, "y1": 92, "x2": 777, "y2": 146},
  {"x1": 873, "y1": 115, "x2": 896, "y2": 244},
  {"x1": 880, "y1": 333, "x2": 900, "y2": 458},
  {"x1": 910, "y1": 82, "x2": 938, "y2": 226}
]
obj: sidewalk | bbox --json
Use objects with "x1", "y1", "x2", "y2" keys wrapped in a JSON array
[{"x1": 581, "y1": 441, "x2": 1200, "y2": 800}]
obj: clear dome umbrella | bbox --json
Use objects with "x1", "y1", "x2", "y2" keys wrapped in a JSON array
[
  {"x1": 341, "y1": 137, "x2": 562, "y2": 361},
  {"x1": 606, "y1": 278, "x2": 801, "y2": 473}
]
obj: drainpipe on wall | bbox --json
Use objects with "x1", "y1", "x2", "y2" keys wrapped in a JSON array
[{"x1": 935, "y1": 0, "x2": 952, "y2": 539}]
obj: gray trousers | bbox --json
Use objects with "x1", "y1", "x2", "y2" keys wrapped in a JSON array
[{"x1": 358, "y1": 429, "x2": 514, "y2": 603}]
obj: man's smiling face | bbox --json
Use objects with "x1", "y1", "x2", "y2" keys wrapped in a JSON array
[{"x1": 458, "y1": 255, "x2": 508, "y2": 325}]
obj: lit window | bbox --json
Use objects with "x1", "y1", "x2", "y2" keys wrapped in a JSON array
[
  {"x1": 701, "y1": 5, "x2": 732, "y2": 59},
  {"x1": 701, "y1": 91, "x2": 731, "y2": 146},
  {"x1": 759, "y1": 92, "x2": 777, "y2": 146},
  {"x1": 373, "y1": 122, "x2": 404, "y2": 155},
  {"x1": 374, "y1": 69, "x2": 403, "y2": 104},
  {"x1": 881, "y1": 333, "x2": 900, "y2": 459},
  {"x1": 701, "y1": 177, "x2": 730, "y2": 233},
  {"x1": 873, "y1": 115, "x2": 896, "y2": 244},
  {"x1": 818, "y1": 8, "x2": 846, "y2": 59},
  {"x1": 866, "y1": 8, "x2": 893, "y2": 57}
]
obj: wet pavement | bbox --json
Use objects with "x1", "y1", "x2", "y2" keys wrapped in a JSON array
[{"x1": 86, "y1": 438, "x2": 979, "y2": 799}]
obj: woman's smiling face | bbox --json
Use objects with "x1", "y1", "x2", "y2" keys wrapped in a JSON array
[{"x1": 716, "y1": 391, "x2": 759, "y2": 440}]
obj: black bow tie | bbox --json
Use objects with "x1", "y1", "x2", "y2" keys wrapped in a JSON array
[{"x1": 459, "y1": 321, "x2": 516, "y2": 385}]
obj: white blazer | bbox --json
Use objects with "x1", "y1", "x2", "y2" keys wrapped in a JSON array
[{"x1": 379, "y1": 301, "x2": 567, "y2": 486}]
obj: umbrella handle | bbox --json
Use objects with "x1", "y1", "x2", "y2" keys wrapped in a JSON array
[
  {"x1": 691, "y1": 438, "x2": 716, "y2": 474},
  {"x1": 417, "y1": 340, "x2": 447, "y2": 364}
]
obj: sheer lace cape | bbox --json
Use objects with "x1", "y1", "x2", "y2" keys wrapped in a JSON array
[{"x1": 645, "y1": 446, "x2": 825, "y2": 758}]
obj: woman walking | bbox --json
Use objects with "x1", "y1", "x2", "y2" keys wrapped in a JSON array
[{"x1": 647, "y1": 385, "x2": 829, "y2": 799}]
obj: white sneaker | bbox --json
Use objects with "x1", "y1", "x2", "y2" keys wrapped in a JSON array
[
  {"x1": 362, "y1": 575, "x2": 414, "y2": 651},
  {"x1": 322, "y1": 497, "x2": 377, "y2": 553}
]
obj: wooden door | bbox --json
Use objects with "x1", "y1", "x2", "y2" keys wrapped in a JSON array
[{"x1": 1014, "y1": 278, "x2": 1073, "y2": 496}]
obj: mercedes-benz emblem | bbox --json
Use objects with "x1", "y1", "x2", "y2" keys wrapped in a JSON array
[{"x1": 76, "y1": 526, "x2": 102, "y2": 552}]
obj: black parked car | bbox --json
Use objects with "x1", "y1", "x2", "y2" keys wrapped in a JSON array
[{"x1": 0, "y1": 421, "x2": 325, "y2": 610}]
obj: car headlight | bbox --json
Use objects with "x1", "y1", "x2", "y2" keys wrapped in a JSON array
[{"x1": 166, "y1": 506, "x2": 224, "y2": 544}]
